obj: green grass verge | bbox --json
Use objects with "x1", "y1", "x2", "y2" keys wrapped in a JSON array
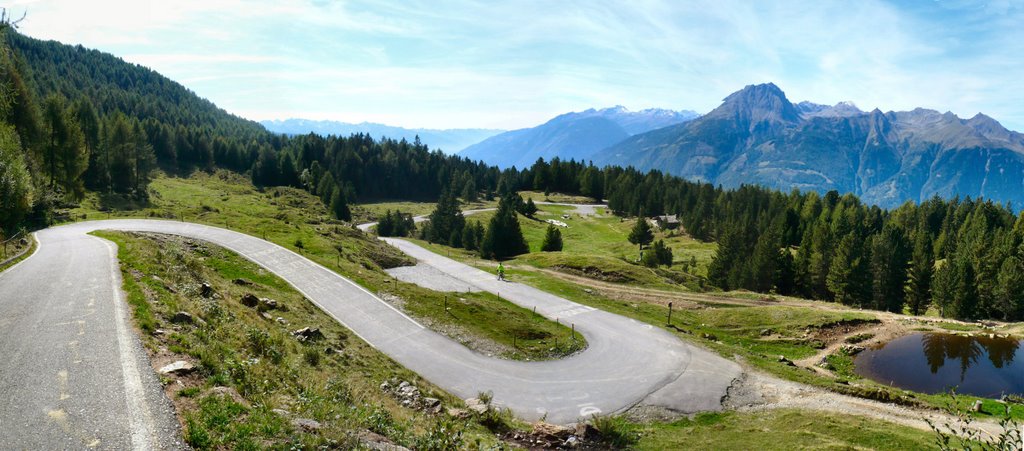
[
  {"x1": 0, "y1": 233, "x2": 37, "y2": 273},
  {"x1": 635, "y1": 409, "x2": 937, "y2": 450},
  {"x1": 460, "y1": 202, "x2": 716, "y2": 287},
  {"x1": 96, "y1": 230, "x2": 515, "y2": 449},
  {"x1": 67, "y1": 171, "x2": 579, "y2": 361}
]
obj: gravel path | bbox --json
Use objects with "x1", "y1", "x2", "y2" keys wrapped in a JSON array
[{"x1": 385, "y1": 264, "x2": 481, "y2": 293}]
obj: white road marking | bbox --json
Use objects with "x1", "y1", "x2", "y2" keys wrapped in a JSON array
[
  {"x1": 103, "y1": 239, "x2": 156, "y2": 451},
  {"x1": 578, "y1": 404, "x2": 602, "y2": 417}
]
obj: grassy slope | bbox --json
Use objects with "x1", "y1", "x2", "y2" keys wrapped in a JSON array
[
  {"x1": 459, "y1": 203, "x2": 716, "y2": 290},
  {"x1": 400, "y1": 201, "x2": 1024, "y2": 430},
  {"x1": 635, "y1": 410, "x2": 936, "y2": 450},
  {"x1": 96, "y1": 230, "x2": 509, "y2": 449},
  {"x1": 68, "y1": 171, "x2": 580, "y2": 361},
  {"x1": 0, "y1": 233, "x2": 36, "y2": 273}
]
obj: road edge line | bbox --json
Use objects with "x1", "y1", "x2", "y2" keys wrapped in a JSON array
[{"x1": 101, "y1": 238, "x2": 157, "y2": 450}]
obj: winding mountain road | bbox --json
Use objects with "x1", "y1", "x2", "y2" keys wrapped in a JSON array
[{"x1": 0, "y1": 217, "x2": 740, "y2": 447}]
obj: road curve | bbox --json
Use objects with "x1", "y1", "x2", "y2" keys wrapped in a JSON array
[{"x1": 3, "y1": 219, "x2": 740, "y2": 429}]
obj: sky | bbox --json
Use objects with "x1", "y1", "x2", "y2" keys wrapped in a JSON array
[{"x1": 9, "y1": 0, "x2": 1024, "y2": 131}]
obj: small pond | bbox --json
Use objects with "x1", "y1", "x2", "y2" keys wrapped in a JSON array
[{"x1": 854, "y1": 332, "x2": 1024, "y2": 398}]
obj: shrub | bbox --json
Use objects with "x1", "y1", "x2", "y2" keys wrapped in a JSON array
[{"x1": 591, "y1": 414, "x2": 637, "y2": 448}]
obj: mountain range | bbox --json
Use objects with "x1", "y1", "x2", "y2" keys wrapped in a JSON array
[
  {"x1": 459, "y1": 106, "x2": 699, "y2": 168},
  {"x1": 260, "y1": 119, "x2": 502, "y2": 154},
  {"x1": 594, "y1": 83, "x2": 1024, "y2": 208}
]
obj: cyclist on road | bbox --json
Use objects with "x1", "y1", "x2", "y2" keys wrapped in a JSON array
[{"x1": 497, "y1": 262, "x2": 505, "y2": 281}]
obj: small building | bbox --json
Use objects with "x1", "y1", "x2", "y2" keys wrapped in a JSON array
[{"x1": 652, "y1": 214, "x2": 680, "y2": 229}]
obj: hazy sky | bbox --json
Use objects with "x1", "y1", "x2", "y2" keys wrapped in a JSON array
[{"x1": 10, "y1": 0, "x2": 1024, "y2": 131}]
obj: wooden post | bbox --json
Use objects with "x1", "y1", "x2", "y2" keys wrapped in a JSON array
[
  {"x1": 444, "y1": 295, "x2": 448, "y2": 313},
  {"x1": 667, "y1": 302, "x2": 673, "y2": 326},
  {"x1": 571, "y1": 323, "x2": 575, "y2": 342}
]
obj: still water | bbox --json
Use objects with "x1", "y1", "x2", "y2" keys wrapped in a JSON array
[{"x1": 854, "y1": 332, "x2": 1024, "y2": 398}]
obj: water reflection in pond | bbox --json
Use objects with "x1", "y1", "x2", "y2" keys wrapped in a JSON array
[{"x1": 854, "y1": 332, "x2": 1023, "y2": 398}]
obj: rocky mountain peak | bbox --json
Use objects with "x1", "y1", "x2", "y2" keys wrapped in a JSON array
[{"x1": 710, "y1": 82, "x2": 801, "y2": 127}]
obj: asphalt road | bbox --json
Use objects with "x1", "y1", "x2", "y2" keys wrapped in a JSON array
[
  {"x1": 1, "y1": 218, "x2": 740, "y2": 441},
  {"x1": 0, "y1": 224, "x2": 185, "y2": 450}
]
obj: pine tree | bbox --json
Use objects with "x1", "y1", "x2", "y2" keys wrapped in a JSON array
[
  {"x1": 541, "y1": 224, "x2": 563, "y2": 252},
  {"x1": 330, "y1": 187, "x2": 351, "y2": 221},
  {"x1": 869, "y1": 226, "x2": 910, "y2": 313},
  {"x1": 427, "y1": 186, "x2": 464, "y2": 246},
  {"x1": 461, "y1": 178, "x2": 478, "y2": 202},
  {"x1": 708, "y1": 227, "x2": 741, "y2": 290},
  {"x1": 951, "y1": 256, "x2": 979, "y2": 320},
  {"x1": 522, "y1": 197, "x2": 538, "y2": 217},
  {"x1": 377, "y1": 210, "x2": 395, "y2": 236},
  {"x1": 827, "y1": 233, "x2": 869, "y2": 306},
  {"x1": 480, "y1": 194, "x2": 529, "y2": 259},
  {"x1": 462, "y1": 221, "x2": 479, "y2": 251},
  {"x1": 651, "y1": 239, "x2": 672, "y2": 266},
  {"x1": 994, "y1": 254, "x2": 1024, "y2": 321},
  {"x1": 906, "y1": 230, "x2": 934, "y2": 315},
  {"x1": 628, "y1": 215, "x2": 654, "y2": 261},
  {"x1": 42, "y1": 95, "x2": 88, "y2": 199},
  {"x1": 748, "y1": 228, "x2": 782, "y2": 293}
]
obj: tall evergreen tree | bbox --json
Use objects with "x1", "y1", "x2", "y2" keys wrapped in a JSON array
[
  {"x1": 427, "y1": 185, "x2": 465, "y2": 246},
  {"x1": 480, "y1": 193, "x2": 529, "y2": 259},
  {"x1": 869, "y1": 226, "x2": 910, "y2": 312},
  {"x1": 329, "y1": 187, "x2": 351, "y2": 221},
  {"x1": 627, "y1": 215, "x2": 654, "y2": 261},
  {"x1": 994, "y1": 253, "x2": 1024, "y2": 321},
  {"x1": 906, "y1": 230, "x2": 934, "y2": 315},
  {"x1": 541, "y1": 224, "x2": 563, "y2": 252},
  {"x1": 827, "y1": 233, "x2": 870, "y2": 306},
  {"x1": 42, "y1": 95, "x2": 88, "y2": 199}
]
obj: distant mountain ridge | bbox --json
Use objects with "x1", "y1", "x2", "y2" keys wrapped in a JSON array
[
  {"x1": 260, "y1": 119, "x2": 502, "y2": 154},
  {"x1": 459, "y1": 106, "x2": 699, "y2": 168},
  {"x1": 594, "y1": 83, "x2": 1024, "y2": 209}
]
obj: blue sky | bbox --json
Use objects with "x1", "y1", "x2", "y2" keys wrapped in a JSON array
[{"x1": 11, "y1": 0, "x2": 1024, "y2": 131}]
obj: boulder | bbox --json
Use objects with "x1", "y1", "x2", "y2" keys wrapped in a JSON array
[
  {"x1": 840, "y1": 344, "x2": 865, "y2": 355},
  {"x1": 445, "y1": 407, "x2": 470, "y2": 419},
  {"x1": 464, "y1": 397, "x2": 488, "y2": 414},
  {"x1": 292, "y1": 327, "x2": 324, "y2": 342},
  {"x1": 159, "y1": 360, "x2": 195, "y2": 375},
  {"x1": 199, "y1": 283, "x2": 214, "y2": 298},
  {"x1": 972, "y1": 400, "x2": 984, "y2": 413},
  {"x1": 258, "y1": 298, "x2": 279, "y2": 311},
  {"x1": 532, "y1": 422, "x2": 572, "y2": 441},
  {"x1": 232, "y1": 278, "x2": 254, "y2": 286},
  {"x1": 574, "y1": 422, "x2": 601, "y2": 441},
  {"x1": 291, "y1": 418, "x2": 321, "y2": 433},
  {"x1": 240, "y1": 293, "x2": 259, "y2": 308},
  {"x1": 777, "y1": 355, "x2": 795, "y2": 366},
  {"x1": 171, "y1": 311, "x2": 194, "y2": 324}
]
